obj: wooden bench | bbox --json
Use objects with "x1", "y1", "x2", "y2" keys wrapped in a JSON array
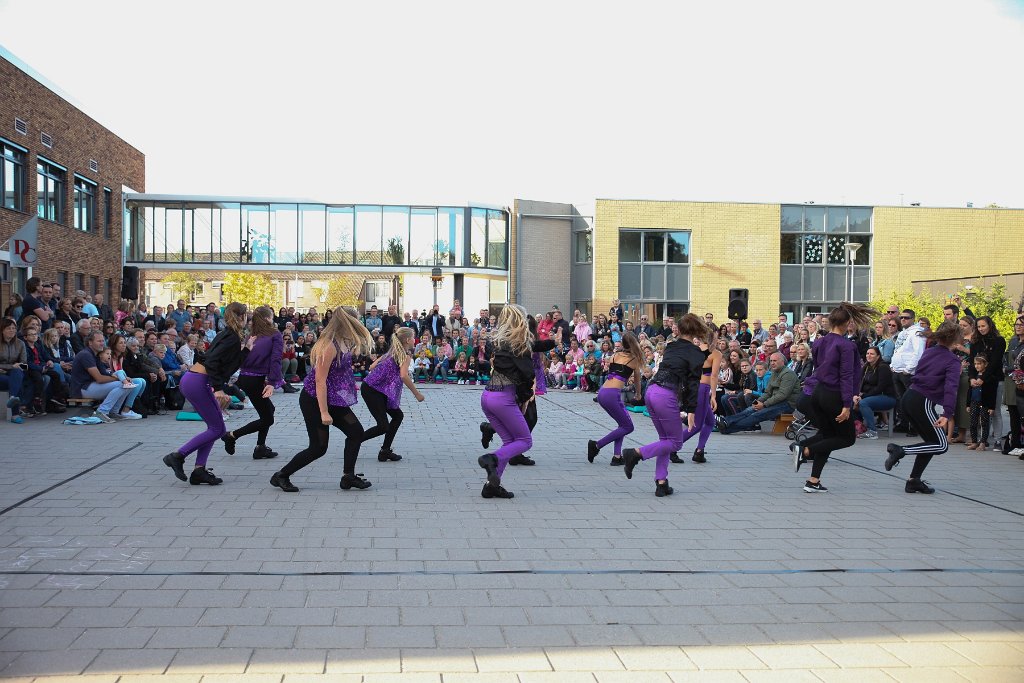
[
  {"x1": 66, "y1": 397, "x2": 98, "y2": 410},
  {"x1": 772, "y1": 413, "x2": 795, "y2": 435}
]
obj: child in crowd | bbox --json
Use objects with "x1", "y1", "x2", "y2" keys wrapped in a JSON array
[
  {"x1": 466, "y1": 353, "x2": 479, "y2": 384},
  {"x1": 967, "y1": 354, "x2": 993, "y2": 450},
  {"x1": 454, "y1": 352, "x2": 470, "y2": 384},
  {"x1": 413, "y1": 350, "x2": 431, "y2": 382},
  {"x1": 548, "y1": 350, "x2": 567, "y2": 389}
]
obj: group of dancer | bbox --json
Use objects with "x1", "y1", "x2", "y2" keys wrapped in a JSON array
[
  {"x1": 160, "y1": 300, "x2": 961, "y2": 499},
  {"x1": 162, "y1": 304, "x2": 423, "y2": 491}
]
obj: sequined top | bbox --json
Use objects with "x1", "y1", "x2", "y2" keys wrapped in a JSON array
[
  {"x1": 365, "y1": 355, "x2": 403, "y2": 409},
  {"x1": 532, "y1": 352, "x2": 547, "y2": 395},
  {"x1": 303, "y1": 345, "x2": 357, "y2": 407}
]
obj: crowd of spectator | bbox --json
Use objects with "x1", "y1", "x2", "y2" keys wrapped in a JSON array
[{"x1": 4, "y1": 283, "x2": 1023, "y2": 457}]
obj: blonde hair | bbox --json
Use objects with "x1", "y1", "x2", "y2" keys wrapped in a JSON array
[
  {"x1": 620, "y1": 331, "x2": 645, "y2": 372},
  {"x1": 311, "y1": 305, "x2": 373, "y2": 366},
  {"x1": 388, "y1": 327, "x2": 414, "y2": 370},
  {"x1": 223, "y1": 302, "x2": 247, "y2": 338},
  {"x1": 492, "y1": 304, "x2": 533, "y2": 357},
  {"x1": 43, "y1": 328, "x2": 61, "y2": 347},
  {"x1": 791, "y1": 342, "x2": 812, "y2": 360}
]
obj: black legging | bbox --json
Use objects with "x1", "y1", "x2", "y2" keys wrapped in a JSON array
[
  {"x1": 280, "y1": 389, "x2": 364, "y2": 477},
  {"x1": 359, "y1": 382, "x2": 403, "y2": 451},
  {"x1": 901, "y1": 388, "x2": 948, "y2": 479},
  {"x1": 231, "y1": 374, "x2": 276, "y2": 446},
  {"x1": 803, "y1": 384, "x2": 856, "y2": 479}
]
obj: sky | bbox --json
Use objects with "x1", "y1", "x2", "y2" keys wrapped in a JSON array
[{"x1": 1, "y1": 0, "x2": 1021, "y2": 212}]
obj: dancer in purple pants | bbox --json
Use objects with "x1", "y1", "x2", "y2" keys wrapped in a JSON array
[
  {"x1": 589, "y1": 332, "x2": 645, "y2": 466},
  {"x1": 677, "y1": 332, "x2": 722, "y2": 464},
  {"x1": 478, "y1": 305, "x2": 553, "y2": 499},
  {"x1": 163, "y1": 302, "x2": 252, "y2": 486},
  {"x1": 622, "y1": 314, "x2": 707, "y2": 497}
]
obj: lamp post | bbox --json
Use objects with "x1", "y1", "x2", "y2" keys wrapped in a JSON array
[
  {"x1": 431, "y1": 267, "x2": 443, "y2": 308},
  {"x1": 845, "y1": 242, "x2": 862, "y2": 303}
]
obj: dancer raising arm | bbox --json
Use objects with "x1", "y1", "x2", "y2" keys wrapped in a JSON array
[
  {"x1": 621, "y1": 314, "x2": 707, "y2": 497},
  {"x1": 163, "y1": 302, "x2": 252, "y2": 486},
  {"x1": 793, "y1": 302, "x2": 878, "y2": 492},
  {"x1": 222, "y1": 305, "x2": 284, "y2": 460},
  {"x1": 270, "y1": 307, "x2": 373, "y2": 493},
  {"x1": 883, "y1": 320, "x2": 963, "y2": 493},
  {"x1": 588, "y1": 331, "x2": 645, "y2": 466},
  {"x1": 360, "y1": 326, "x2": 425, "y2": 462}
]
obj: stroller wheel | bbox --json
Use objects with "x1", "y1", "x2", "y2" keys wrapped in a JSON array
[{"x1": 784, "y1": 427, "x2": 796, "y2": 441}]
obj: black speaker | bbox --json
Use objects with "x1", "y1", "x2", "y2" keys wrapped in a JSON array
[
  {"x1": 728, "y1": 288, "x2": 748, "y2": 320},
  {"x1": 121, "y1": 266, "x2": 139, "y2": 300}
]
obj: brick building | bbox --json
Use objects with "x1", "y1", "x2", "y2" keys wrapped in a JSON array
[{"x1": 1, "y1": 46, "x2": 144, "y2": 310}]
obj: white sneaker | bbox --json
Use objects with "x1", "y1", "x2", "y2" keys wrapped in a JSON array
[
  {"x1": 119, "y1": 410, "x2": 143, "y2": 420},
  {"x1": 458, "y1": 380, "x2": 464, "y2": 385},
  {"x1": 1010, "y1": 448, "x2": 1024, "y2": 456},
  {"x1": 858, "y1": 430, "x2": 878, "y2": 439}
]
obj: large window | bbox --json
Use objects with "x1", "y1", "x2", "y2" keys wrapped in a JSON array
[
  {"x1": 575, "y1": 231, "x2": 593, "y2": 263},
  {"x1": 73, "y1": 175, "x2": 97, "y2": 232},
  {"x1": 243, "y1": 204, "x2": 271, "y2": 263},
  {"x1": 328, "y1": 206, "x2": 354, "y2": 264},
  {"x1": 382, "y1": 206, "x2": 409, "y2": 266},
  {"x1": 37, "y1": 158, "x2": 65, "y2": 223},
  {"x1": 780, "y1": 205, "x2": 872, "y2": 311},
  {"x1": 470, "y1": 209, "x2": 487, "y2": 267},
  {"x1": 409, "y1": 207, "x2": 436, "y2": 266},
  {"x1": 300, "y1": 204, "x2": 326, "y2": 264},
  {"x1": 2, "y1": 139, "x2": 26, "y2": 211},
  {"x1": 355, "y1": 205, "x2": 383, "y2": 265},
  {"x1": 618, "y1": 230, "x2": 690, "y2": 304},
  {"x1": 438, "y1": 207, "x2": 464, "y2": 266},
  {"x1": 103, "y1": 188, "x2": 112, "y2": 238},
  {"x1": 487, "y1": 210, "x2": 507, "y2": 269}
]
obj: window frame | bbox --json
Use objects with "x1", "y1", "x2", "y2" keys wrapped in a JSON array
[
  {"x1": 103, "y1": 187, "x2": 113, "y2": 238},
  {"x1": 36, "y1": 156, "x2": 66, "y2": 224},
  {"x1": 73, "y1": 174, "x2": 98, "y2": 232},
  {"x1": 1, "y1": 137, "x2": 28, "y2": 212}
]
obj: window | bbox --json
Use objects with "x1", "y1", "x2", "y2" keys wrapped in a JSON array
[
  {"x1": 59, "y1": 271, "x2": 68, "y2": 294},
  {"x1": 470, "y1": 209, "x2": 486, "y2": 267},
  {"x1": 103, "y1": 188, "x2": 112, "y2": 238},
  {"x1": 355, "y1": 205, "x2": 382, "y2": 265},
  {"x1": 36, "y1": 158, "x2": 65, "y2": 223},
  {"x1": 73, "y1": 175, "x2": 97, "y2": 232},
  {"x1": 486, "y1": 210, "x2": 507, "y2": 269},
  {"x1": 90, "y1": 276, "x2": 99, "y2": 296},
  {"x1": 779, "y1": 205, "x2": 873, "y2": 307},
  {"x1": 618, "y1": 229, "x2": 691, "y2": 304},
  {"x1": 1, "y1": 139, "x2": 27, "y2": 211},
  {"x1": 574, "y1": 231, "x2": 593, "y2": 263},
  {"x1": 106, "y1": 279, "x2": 113, "y2": 306},
  {"x1": 75, "y1": 273, "x2": 84, "y2": 291}
]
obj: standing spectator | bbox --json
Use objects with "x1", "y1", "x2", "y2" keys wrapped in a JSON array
[
  {"x1": 401, "y1": 311, "x2": 420, "y2": 339},
  {"x1": 80, "y1": 292, "x2": 99, "y2": 318},
  {"x1": 168, "y1": 299, "x2": 192, "y2": 333},
  {"x1": 1003, "y1": 315, "x2": 1024, "y2": 456},
  {"x1": 145, "y1": 305, "x2": 168, "y2": 333},
  {"x1": 609, "y1": 299, "x2": 624, "y2": 323},
  {"x1": 750, "y1": 319, "x2": 769, "y2": 345},
  {"x1": 968, "y1": 316, "x2": 1006, "y2": 447},
  {"x1": 870, "y1": 320, "x2": 894, "y2": 363},
  {"x1": 573, "y1": 314, "x2": 592, "y2": 344},
  {"x1": 425, "y1": 304, "x2": 446, "y2": 340},
  {"x1": 537, "y1": 312, "x2": 554, "y2": 341},
  {"x1": 94, "y1": 293, "x2": 113, "y2": 322},
  {"x1": 20, "y1": 277, "x2": 53, "y2": 331},
  {"x1": 380, "y1": 304, "x2": 402, "y2": 346},
  {"x1": 890, "y1": 309, "x2": 927, "y2": 433},
  {"x1": 550, "y1": 309, "x2": 571, "y2": 345},
  {"x1": 657, "y1": 316, "x2": 674, "y2": 340},
  {"x1": 364, "y1": 305, "x2": 383, "y2": 334},
  {"x1": 4, "y1": 293, "x2": 24, "y2": 320},
  {"x1": 735, "y1": 321, "x2": 753, "y2": 348},
  {"x1": 966, "y1": 355, "x2": 994, "y2": 450}
]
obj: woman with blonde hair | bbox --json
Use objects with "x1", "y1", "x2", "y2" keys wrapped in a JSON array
[
  {"x1": 359, "y1": 326, "x2": 425, "y2": 463},
  {"x1": 676, "y1": 328, "x2": 724, "y2": 465},
  {"x1": 478, "y1": 304, "x2": 548, "y2": 499},
  {"x1": 222, "y1": 305, "x2": 284, "y2": 460},
  {"x1": 163, "y1": 302, "x2": 252, "y2": 486},
  {"x1": 270, "y1": 306, "x2": 373, "y2": 493},
  {"x1": 588, "y1": 331, "x2": 645, "y2": 465}
]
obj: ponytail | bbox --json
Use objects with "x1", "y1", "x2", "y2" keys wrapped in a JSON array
[
  {"x1": 223, "y1": 302, "x2": 247, "y2": 339},
  {"x1": 389, "y1": 327, "x2": 413, "y2": 370},
  {"x1": 827, "y1": 302, "x2": 878, "y2": 331}
]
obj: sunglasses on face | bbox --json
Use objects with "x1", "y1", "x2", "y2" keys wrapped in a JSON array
[{"x1": 900, "y1": 316, "x2": 911, "y2": 320}]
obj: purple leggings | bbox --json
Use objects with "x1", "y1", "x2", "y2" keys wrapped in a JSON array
[
  {"x1": 681, "y1": 382, "x2": 714, "y2": 450},
  {"x1": 596, "y1": 386, "x2": 634, "y2": 455},
  {"x1": 481, "y1": 388, "x2": 532, "y2": 478},
  {"x1": 177, "y1": 372, "x2": 226, "y2": 468},
  {"x1": 639, "y1": 383, "x2": 683, "y2": 481}
]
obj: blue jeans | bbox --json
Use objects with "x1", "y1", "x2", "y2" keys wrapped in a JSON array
[
  {"x1": 856, "y1": 395, "x2": 896, "y2": 432},
  {"x1": 0, "y1": 367, "x2": 26, "y2": 404},
  {"x1": 721, "y1": 401, "x2": 794, "y2": 433}
]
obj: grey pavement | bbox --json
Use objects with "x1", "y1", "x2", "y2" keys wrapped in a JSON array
[{"x1": 0, "y1": 383, "x2": 1022, "y2": 682}]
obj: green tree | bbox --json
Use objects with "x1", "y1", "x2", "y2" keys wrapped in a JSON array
[
  {"x1": 386, "y1": 237, "x2": 405, "y2": 265},
  {"x1": 311, "y1": 277, "x2": 363, "y2": 312},
  {"x1": 160, "y1": 272, "x2": 201, "y2": 302},
  {"x1": 870, "y1": 281, "x2": 1018, "y2": 337},
  {"x1": 221, "y1": 272, "x2": 278, "y2": 309}
]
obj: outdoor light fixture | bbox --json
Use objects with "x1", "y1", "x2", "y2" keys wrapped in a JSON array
[
  {"x1": 431, "y1": 267, "x2": 443, "y2": 306},
  {"x1": 845, "y1": 242, "x2": 862, "y2": 302}
]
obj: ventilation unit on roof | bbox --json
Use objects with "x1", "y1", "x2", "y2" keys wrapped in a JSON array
[
  {"x1": 88, "y1": 159, "x2": 99, "y2": 173},
  {"x1": 14, "y1": 118, "x2": 28, "y2": 135},
  {"x1": 40, "y1": 132, "x2": 53, "y2": 148}
]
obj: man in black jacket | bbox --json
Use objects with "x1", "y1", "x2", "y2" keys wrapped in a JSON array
[{"x1": 381, "y1": 304, "x2": 402, "y2": 346}]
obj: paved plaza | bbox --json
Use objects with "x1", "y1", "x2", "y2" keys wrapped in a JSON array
[{"x1": 0, "y1": 383, "x2": 1022, "y2": 682}]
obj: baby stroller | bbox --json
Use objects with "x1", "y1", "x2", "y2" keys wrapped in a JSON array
[{"x1": 784, "y1": 410, "x2": 816, "y2": 441}]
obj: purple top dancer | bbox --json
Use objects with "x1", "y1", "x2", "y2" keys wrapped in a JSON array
[
  {"x1": 809, "y1": 333, "x2": 860, "y2": 407},
  {"x1": 239, "y1": 331, "x2": 285, "y2": 388},
  {"x1": 365, "y1": 355, "x2": 403, "y2": 410},
  {"x1": 303, "y1": 346, "x2": 357, "y2": 407}
]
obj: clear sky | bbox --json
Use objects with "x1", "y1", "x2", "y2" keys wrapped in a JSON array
[{"x1": 1, "y1": 0, "x2": 1021, "y2": 212}]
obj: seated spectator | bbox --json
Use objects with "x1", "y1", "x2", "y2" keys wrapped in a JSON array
[
  {"x1": 454, "y1": 352, "x2": 471, "y2": 384},
  {"x1": 723, "y1": 358, "x2": 756, "y2": 415},
  {"x1": 433, "y1": 336, "x2": 454, "y2": 382},
  {"x1": 412, "y1": 349, "x2": 431, "y2": 382},
  {"x1": 736, "y1": 321, "x2": 753, "y2": 348},
  {"x1": 716, "y1": 353, "x2": 800, "y2": 434},
  {"x1": 123, "y1": 336, "x2": 166, "y2": 415},
  {"x1": 108, "y1": 334, "x2": 147, "y2": 418},
  {"x1": 38, "y1": 328, "x2": 69, "y2": 412},
  {"x1": 282, "y1": 337, "x2": 299, "y2": 380},
  {"x1": 0, "y1": 317, "x2": 30, "y2": 422},
  {"x1": 4, "y1": 293, "x2": 23, "y2": 321},
  {"x1": 151, "y1": 343, "x2": 184, "y2": 409},
  {"x1": 201, "y1": 319, "x2": 216, "y2": 345},
  {"x1": 779, "y1": 331, "x2": 794, "y2": 360},
  {"x1": 788, "y1": 342, "x2": 815, "y2": 383},
  {"x1": 852, "y1": 346, "x2": 897, "y2": 439},
  {"x1": 70, "y1": 331, "x2": 137, "y2": 422}
]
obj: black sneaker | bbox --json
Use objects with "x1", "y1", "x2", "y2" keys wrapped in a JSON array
[
  {"x1": 221, "y1": 432, "x2": 236, "y2": 455},
  {"x1": 905, "y1": 478, "x2": 935, "y2": 494},
  {"x1": 790, "y1": 440, "x2": 805, "y2": 472},
  {"x1": 340, "y1": 474, "x2": 372, "y2": 490},
  {"x1": 655, "y1": 480, "x2": 674, "y2": 497},
  {"x1": 162, "y1": 451, "x2": 187, "y2": 481},
  {"x1": 481, "y1": 483, "x2": 514, "y2": 499},
  {"x1": 669, "y1": 452, "x2": 684, "y2": 464},
  {"x1": 588, "y1": 440, "x2": 600, "y2": 463},
  {"x1": 378, "y1": 448, "x2": 403, "y2": 462},
  {"x1": 692, "y1": 449, "x2": 706, "y2": 464},
  {"x1": 253, "y1": 444, "x2": 278, "y2": 459},
  {"x1": 477, "y1": 454, "x2": 500, "y2": 487},
  {"x1": 623, "y1": 448, "x2": 641, "y2": 480},
  {"x1": 480, "y1": 422, "x2": 495, "y2": 449},
  {"x1": 609, "y1": 456, "x2": 624, "y2": 466},
  {"x1": 509, "y1": 454, "x2": 535, "y2": 466},
  {"x1": 270, "y1": 471, "x2": 298, "y2": 492},
  {"x1": 189, "y1": 467, "x2": 223, "y2": 486},
  {"x1": 803, "y1": 480, "x2": 828, "y2": 493},
  {"x1": 885, "y1": 443, "x2": 905, "y2": 471}
]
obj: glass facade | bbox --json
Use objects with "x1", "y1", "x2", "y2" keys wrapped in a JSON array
[
  {"x1": 2, "y1": 139, "x2": 26, "y2": 211},
  {"x1": 126, "y1": 199, "x2": 508, "y2": 271},
  {"x1": 780, "y1": 205, "x2": 871, "y2": 318}
]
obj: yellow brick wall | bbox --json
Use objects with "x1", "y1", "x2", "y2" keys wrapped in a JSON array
[
  {"x1": 594, "y1": 199, "x2": 781, "y2": 320},
  {"x1": 872, "y1": 207, "x2": 1024, "y2": 299}
]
